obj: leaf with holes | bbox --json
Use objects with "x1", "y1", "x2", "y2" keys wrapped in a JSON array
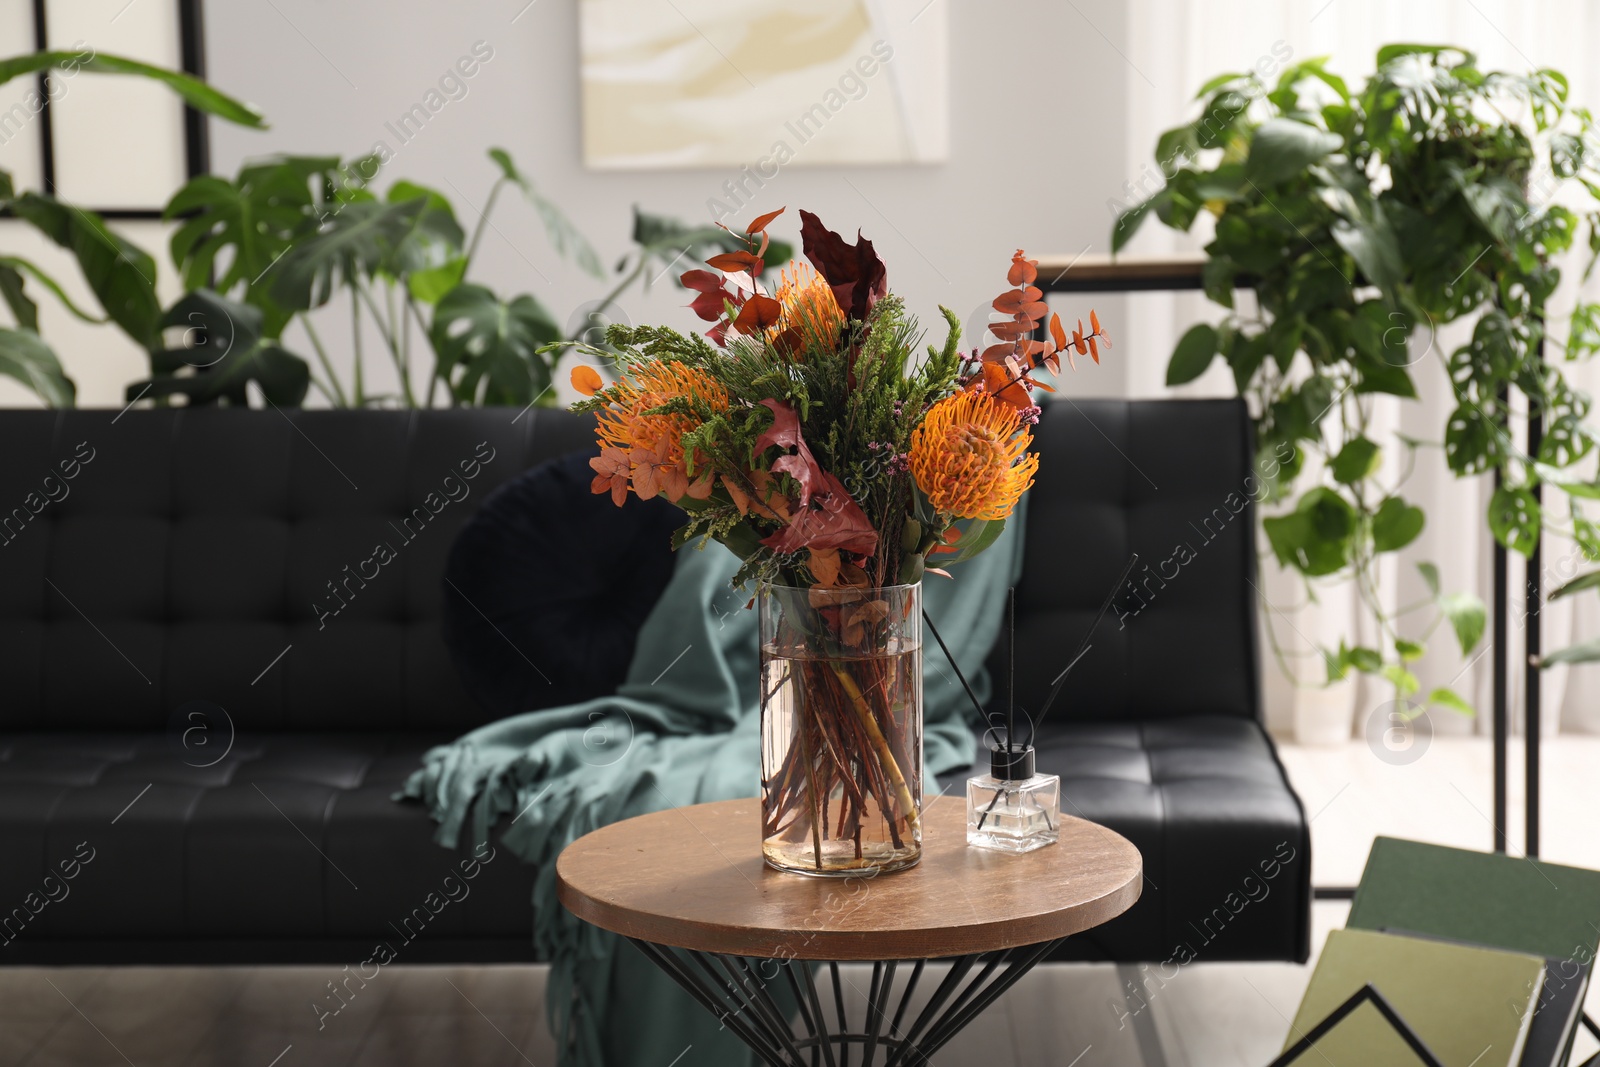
[
  {"x1": 269, "y1": 199, "x2": 428, "y2": 312},
  {"x1": 429, "y1": 283, "x2": 561, "y2": 405},
  {"x1": 166, "y1": 156, "x2": 344, "y2": 334},
  {"x1": 133, "y1": 289, "x2": 309, "y2": 407},
  {"x1": 1487, "y1": 485, "x2": 1541, "y2": 556},
  {"x1": 1444, "y1": 404, "x2": 1500, "y2": 475}
]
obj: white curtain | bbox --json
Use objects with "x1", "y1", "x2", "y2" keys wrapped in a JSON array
[{"x1": 1118, "y1": 0, "x2": 1600, "y2": 739}]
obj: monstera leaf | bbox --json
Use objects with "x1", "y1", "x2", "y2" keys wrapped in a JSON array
[
  {"x1": 268, "y1": 198, "x2": 428, "y2": 312},
  {"x1": 429, "y1": 283, "x2": 560, "y2": 405},
  {"x1": 166, "y1": 155, "x2": 342, "y2": 334},
  {"x1": 379, "y1": 181, "x2": 466, "y2": 299},
  {"x1": 0, "y1": 327, "x2": 73, "y2": 407},
  {"x1": 132, "y1": 290, "x2": 308, "y2": 406},
  {"x1": 8, "y1": 193, "x2": 160, "y2": 348},
  {"x1": 487, "y1": 148, "x2": 601, "y2": 277}
]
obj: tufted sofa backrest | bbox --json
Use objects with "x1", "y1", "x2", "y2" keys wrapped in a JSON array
[
  {"x1": 990, "y1": 398, "x2": 1263, "y2": 723},
  {"x1": 0, "y1": 407, "x2": 594, "y2": 733}
]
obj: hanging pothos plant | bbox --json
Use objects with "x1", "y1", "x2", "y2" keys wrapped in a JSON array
[{"x1": 1115, "y1": 44, "x2": 1600, "y2": 704}]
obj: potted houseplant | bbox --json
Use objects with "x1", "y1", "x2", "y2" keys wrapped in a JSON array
[{"x1": 1115, "y1": 45, "x2": 1600, "y2": 704}]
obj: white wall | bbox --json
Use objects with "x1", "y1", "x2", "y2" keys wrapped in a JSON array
[{"x1": 193, "y1": 0, "x2": 1137, "y2": 405}]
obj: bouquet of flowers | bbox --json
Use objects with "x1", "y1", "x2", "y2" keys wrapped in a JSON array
[{"x1": 565, "y1": 207, "x2": 1108, "y2": 873}]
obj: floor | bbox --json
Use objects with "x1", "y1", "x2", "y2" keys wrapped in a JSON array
[
  {"x1": 5, "y1": 737, "x2": 1597, "y2": 1066},
  {"x1": 1275, "y1": 735, "x2": 1600, "y2": 885},
  {"x1": 5, "y1": 904, "x2": 1596, "y2": 1066}
]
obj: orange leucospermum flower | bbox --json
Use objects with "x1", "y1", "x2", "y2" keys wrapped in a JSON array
[
  {"x1": 591, "y1": 361, "x2": 729, "y2": 504},
  {"x1": 773, "y1": 261, "x2": 844, "y2": 344},
  {"x1": 909, "y1": 391, "x2": 1040, "y2": 521}
]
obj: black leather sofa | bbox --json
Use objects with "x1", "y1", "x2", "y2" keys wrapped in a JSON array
[{"x1": 0, "y1": 400, "x2": 1308, "y2": 966}]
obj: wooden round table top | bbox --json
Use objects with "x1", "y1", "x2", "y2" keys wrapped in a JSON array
[{"x1": 555, "y1": 794, "x2": 1142, "y2": 961}]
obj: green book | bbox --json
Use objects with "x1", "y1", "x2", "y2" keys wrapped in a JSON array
[
  {"x1": 1286, "y1": 929, "x2": 1544, "y2": 1067},
  {"x1": 1348, "y1": 837, "x2": 1600, "y2": 962}
]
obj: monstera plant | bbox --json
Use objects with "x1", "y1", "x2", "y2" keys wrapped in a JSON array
[
  {"x1": 1116, "y1": 45, "x2": 1600, "y2": 693},
  {"x1": 0, "y1": 48, "x2": 790, "y2": 409},
  {"x1": 161, "y1": 153, "x2": 792, "y2": 408},
  {"x1": 0, "y1": 48, "x2": 266, "y2": 405}
]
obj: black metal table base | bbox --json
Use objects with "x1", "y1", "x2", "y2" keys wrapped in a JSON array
[{"x1": 629, "y1": 937, "x2": 1065, "y2": 1067}]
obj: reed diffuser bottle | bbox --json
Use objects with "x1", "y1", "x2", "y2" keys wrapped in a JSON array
[
  {"x1": 967, "y1": 588, "x2": 1060, "y2": 852},
  {"x1": 966, "y1": 739, "x2": 1060, "y2": 853}
]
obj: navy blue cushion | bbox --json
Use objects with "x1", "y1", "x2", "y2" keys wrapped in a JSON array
[{"x1": 441, "y1": 449, "x2": 681, "y2": 717}]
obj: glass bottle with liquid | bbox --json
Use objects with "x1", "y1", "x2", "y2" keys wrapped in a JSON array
[{"x1": 966, "y1": 743, "x2": 1060, "y2": 853}]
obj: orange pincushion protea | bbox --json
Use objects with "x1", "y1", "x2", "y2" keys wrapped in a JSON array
[
  {"x1": 585, "y1": 361, "x2": 729, "y2": 504},
  {"x1": 909, "y1": 391, "x2": 1039, "y2": 521},
  {"x1": 773, "y1": 261, "x2": 844, "y2": 343}
]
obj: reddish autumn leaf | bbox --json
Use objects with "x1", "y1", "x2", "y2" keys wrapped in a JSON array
[
  {"x1": 707, "y1": 320, "x2": 730, "y2": 347},
  {"x1": 1090, "y1": 308, "x2": 1102, "y2": 334},
  {"x1": 746, "y1": 207, "x2": 785, "y2": 234},
  {"x1": 992, "y1": 288, "x2": 1043, "y2": 314},
  {"x1": 684, "y1": 468, "x2": 716, "y2": 501},
  {"x1": 688, "y1": 289, "x2": 729, "y2": 322},
  {"x1": 980, "y1": 359, "x2": 1032, "y2": 410},
  {"x1": 755, "y1": 398, "x2": 803, "y2": 452},
  {"x1": 723, "y1": 476, "x2": 751, "y2": 516},
  {"x1": 589, "y1": 447, "x2": 630, "y2": 506},
  {"x1": 1019, "y1": 300, "x2": 1049, "y2": 320},
  {"x1": 771, "y1": 452, "x2": 822, "y2": 505},
  {"x1": 631, "y1": 437, "x2": 689, "y2": 502},
  {"x1": 808, "y1": 546, "x2": 842, "y2": 586},
  {"x1": 758, "y1": 469, "x2": 879, "y2": 557},
  {"x1": 1007, "y1": 250, "x2": 1038, "y2": 286},
  {"x1": 706, "y1": 250, "x2": 761, "y2": 274},
  {"x1": 733, "y1": 293, "x2": 782, "y2": 334},
  {"x1": 988, "y1": 320, "x2": 1032, "y2": 341},
  {"x1": 798, "y1": 209, "x2": 887, "y2": 325},
  {"x1": 770, "y1": 325, "x2": 804, "y2": 358},
  {"x1": 570, "y1": 365, "x2": 604, "y2": 396},
  {"x1": 755, "y1": 399, "x2": 824, "y2": 505},
  {"x1": 980, "y1": 343, "x2": 1015, "y2": 362},
  {"x1": 680, "y1": 269, "x2": 725, "y2": 293},
  {"x1": 1049, "y1": 312, "x2": 1067, "y2": 352}
]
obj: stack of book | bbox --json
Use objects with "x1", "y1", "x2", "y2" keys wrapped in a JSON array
[{"x1": 1277, "y1": 838, "x2": 1600, "y2": 1067}]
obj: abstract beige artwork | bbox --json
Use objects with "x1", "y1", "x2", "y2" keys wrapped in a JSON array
[{"x1": 579, "y1": 0, "x2": 948, "y2": 169}]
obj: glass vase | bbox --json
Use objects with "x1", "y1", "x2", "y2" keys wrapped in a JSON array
[{"x1": 759, "y1": 582, "x2": 923, "y2": 876}]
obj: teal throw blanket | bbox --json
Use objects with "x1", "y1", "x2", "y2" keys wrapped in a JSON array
[{"x1": 400, "y1": 521, "x2": 1021, "y2": 1066}]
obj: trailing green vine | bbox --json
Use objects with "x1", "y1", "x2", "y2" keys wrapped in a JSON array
[{"x1": 1117, "y1": 44, "x2": 1600, "y2": 705}]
